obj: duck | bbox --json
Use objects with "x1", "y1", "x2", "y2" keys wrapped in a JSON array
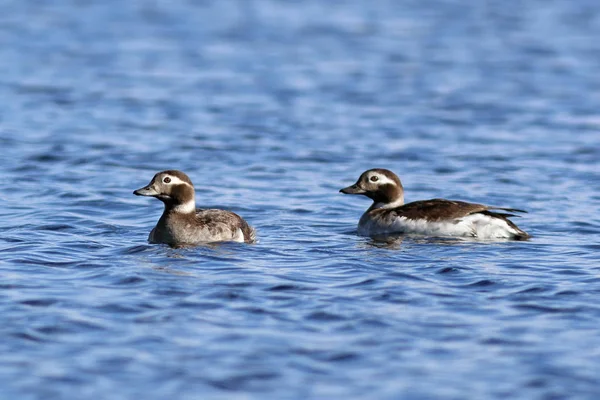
[
  {"x1": 133, "y1": 170, "x2": 256, "y2": 246},
  {"x1": 340, "y1": 168, "x2": 529, "y2": 240}
]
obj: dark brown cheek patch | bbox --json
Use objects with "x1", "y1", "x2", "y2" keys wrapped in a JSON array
[
  {"x1": 371, "y1": 183, "x2": 398, "y2": 203},
  {"x1": 171, "y1": 184, "x2": 194, "y2": 204}
]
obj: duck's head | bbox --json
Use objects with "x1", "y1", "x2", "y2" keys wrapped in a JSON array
[
  {"x1": 340, "y1": 168, "x2": 405, "y2": 209},
  {"x1": 134, "y1": 170, "x2": 196, "y2": 213}
]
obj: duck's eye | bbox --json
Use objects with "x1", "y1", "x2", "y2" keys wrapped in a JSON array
[
  {"x1": 370, "y1": 176, "x2": 379, "y2": 182},
  {"x1": 163, "y1": 177, "x2": 171, "y2": 184}
]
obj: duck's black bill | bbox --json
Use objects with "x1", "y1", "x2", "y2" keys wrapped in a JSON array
[
  {"x1": 133, "y1": 186, "x2": 156, "y2": 196},
  {"x1": 340, "y1": 185, "x2": 365, "y2": 195}
]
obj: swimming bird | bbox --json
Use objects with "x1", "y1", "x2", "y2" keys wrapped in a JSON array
[
  {"x1": 340, "y1": 168, "x2": 529, "y2": 240},
  {"x1": 133, "y1": 170, "x2": 255, "y2": 246}
]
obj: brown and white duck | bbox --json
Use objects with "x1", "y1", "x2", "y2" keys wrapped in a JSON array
[
  {"x1": 340, "y1": 168, "x2": 529, "y2": 240},
  {"x1": 134, "y1": 170, "x2": 255, "y2": 246}
]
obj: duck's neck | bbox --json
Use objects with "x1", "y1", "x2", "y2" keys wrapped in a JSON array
[
  {"x1": 172, "y1": 199, "x2": 196, "y2": 214},
  {"x1": 163, "y1": 184, "x2": 197, "y2": 215},
  {"x1": 368, "y1": 184, "x2": 404, "y2": 211},
  {"x1": 163, "y1": 195, "x2": 197, "y2": 215},
  {"x1": 369, "y1": 196, "x2": 404, "y2": 211}
]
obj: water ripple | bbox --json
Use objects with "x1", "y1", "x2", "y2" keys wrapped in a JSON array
[{"x1": 1, "y1": 0, "x2": 600, "y2": 399}]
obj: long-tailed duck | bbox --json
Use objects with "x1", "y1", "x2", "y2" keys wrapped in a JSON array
[
  {"x1": 340, "y1": 168, "x2": 529, "y2": 240},
  {"x1": 133, "y1": 170, "x2": 256, "y2": 246}
]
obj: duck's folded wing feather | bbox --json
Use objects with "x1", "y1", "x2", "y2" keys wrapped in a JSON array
[
  {"x1": 391, "y1": 199, "x2": 489, "y2": 221},
  {"x1": 195, "y1": 209, "x2": 255, "y2": 243},
  {"x1": 391, "y1": 199, "x2": 527, "y2": 221},
  {"x1": 486, "y1": 206, "x2": 528, "y2": 214}
]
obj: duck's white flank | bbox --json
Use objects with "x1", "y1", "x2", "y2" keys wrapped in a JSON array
[
  {"x1": 358, "y1": 213, "x2": 521, "y2": 239},
  {"x1": 233, "y1": 228, "x2": 245, "y2": 242}
]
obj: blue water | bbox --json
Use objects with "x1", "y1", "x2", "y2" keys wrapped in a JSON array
[{"x1": 1, "y1": 0, "x2": 600, "y2": 399}]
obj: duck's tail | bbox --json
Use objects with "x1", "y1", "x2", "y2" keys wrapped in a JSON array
[
  {"x1": 242, "y1": 221, "x2": 257, "y2": 243},
  {"x1": 479, "y1": 210, "x2": 531, "y2": 240}
]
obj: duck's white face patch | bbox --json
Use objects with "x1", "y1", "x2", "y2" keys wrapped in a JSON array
[
  {"x1": 366, "y1": 172, "x2": 397, "y2": 187},
  {"x1": 160, "y1": 174, "x2": 191, "y2": 186}
]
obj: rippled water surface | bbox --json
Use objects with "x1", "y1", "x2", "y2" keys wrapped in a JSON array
[{"x1": 1, "y1": 1, "x2": 600, "y2": 399}]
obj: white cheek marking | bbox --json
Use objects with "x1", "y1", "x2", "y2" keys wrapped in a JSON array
[
  {"x1": 163, "y1": 175, "x2": 191, "y2": 186},
  {"x1": 369, "y1": 173, "x2": 397, "y2": 187}
]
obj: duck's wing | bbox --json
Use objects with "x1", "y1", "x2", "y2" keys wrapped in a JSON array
[
  {"x1": 485, "y1": 206, "x2": 528, "y2": 215},
  {"x1": 390, "y1": 199, "x2": 490, "y2": 221},
  {"x1": 387, "y1": 199, "x2": 529, "y2": 240},
  {"x1": 390, "y1": 199, "x2": 529, "y2": 238},
  {"x1": 390, "y1": 199, "x2": 528, "y2": 220},
  {"x1": 195, "y1": 209, "x2": 256, "y2": 243}
]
